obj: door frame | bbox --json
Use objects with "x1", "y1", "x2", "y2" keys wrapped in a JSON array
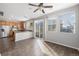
[{"x1": 34, "y1": 19, "x2": 45, "y2": 39}]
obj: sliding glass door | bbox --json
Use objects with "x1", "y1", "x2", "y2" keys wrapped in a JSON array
[{"x1": 35, "y1": 20, "x2": 44, "y2": 38}]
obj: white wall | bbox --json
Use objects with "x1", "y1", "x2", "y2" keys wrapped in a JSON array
[
  {"x1": 25, "y1": 20, "x2": 34, "y2": 31},
  {"x1": 44, "y1": 5, "x2": 79, "y2": 50}
]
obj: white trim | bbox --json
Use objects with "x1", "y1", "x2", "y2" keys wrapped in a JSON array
[
  {"x1": 34, "y1": 19, "x2": 44, "y2": 39},
  {"x1": 45, "y1": 40, "x2": 79, "y2": 51}
]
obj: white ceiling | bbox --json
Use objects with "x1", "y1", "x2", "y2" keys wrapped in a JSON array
[{"x1": 0, "y1": 3, "x2": 77, "y2": 21}]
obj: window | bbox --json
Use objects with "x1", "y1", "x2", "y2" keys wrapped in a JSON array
[
  {"x1": 48, "y1": 20, "x2": 56, "y2": 31},
  {"x1": 59, "y1": 12, "x2": 75, "y2": 33}
]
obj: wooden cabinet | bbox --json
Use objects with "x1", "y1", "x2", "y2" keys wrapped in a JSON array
[
  {"x1": 17, "y1": 21, "x2": 25, "y2": 30},
  {"x1": 0, "y1": 21, "x2": 17, "y2": 26},
  {"x1": 0, "y1": 21, "x2": 25, "y2": 30}
]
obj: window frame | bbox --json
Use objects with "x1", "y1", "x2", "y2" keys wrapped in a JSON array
[
  {"x1": 47, "y1": 19, "x2": 56, "y2": 31},
  {"x1": 59, "y1": 11, "x2": 75, "y2": 33}
]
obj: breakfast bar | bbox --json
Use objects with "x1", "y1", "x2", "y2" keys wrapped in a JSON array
[{"x1": 15, "y1": 31, "x2": 33, "y2": 42}]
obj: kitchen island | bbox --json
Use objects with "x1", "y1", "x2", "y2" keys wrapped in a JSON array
[{"x1": 15, "y1": 30, "x2": 33, "y2": 42}]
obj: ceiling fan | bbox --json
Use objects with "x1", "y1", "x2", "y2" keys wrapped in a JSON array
[{"x1": 28, "y1": 3, "x2": 53, "y2": 14}]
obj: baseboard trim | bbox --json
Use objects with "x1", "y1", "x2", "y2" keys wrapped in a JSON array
[{"x1": 45, "y1": 40, "x2": 79, "y2": 51}]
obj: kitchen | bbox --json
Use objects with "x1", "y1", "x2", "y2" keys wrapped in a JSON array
[{"x1": 0, "y1": 16, "x2": 33, "y2": 53}]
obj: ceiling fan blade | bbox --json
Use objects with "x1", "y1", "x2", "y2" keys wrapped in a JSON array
[
  {"x1": 29, "y1": 3, "x2": 38, "y2": 7},
  {"x1": 39, "y1": 3, "x2": 43, "y2": 6},
  {"x1": 34, "y1": 8, "x2": 39, "y2": 12},
  {"x1": 42, "y1": 9, "x2": 45, "y2": 13},
  {"x1": 43, "y1": 6, "x2": 53, "y2": 8}
]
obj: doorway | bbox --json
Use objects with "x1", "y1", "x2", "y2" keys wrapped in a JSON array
[{"x1": 34, "y1": 20, "x2": 44, "y2": 39}]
